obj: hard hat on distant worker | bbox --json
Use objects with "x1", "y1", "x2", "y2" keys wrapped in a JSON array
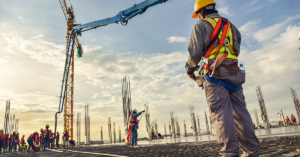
[
  {"x1": 23, "y1": 135, "x2": 25, "y2": 137},
  {"x1": 40, "y1": 128, "x2": 43, "y2": 131},
  {"x1": 13, "y1": 131, "x2": 16, "y2": 134},
  {"x1": 6, "y1": 133, "x2": 9, "y2": 135},
  {"x1": 0, "y1": 129, "x2": 3, "y2": 132},
  {"x1": 133, "y1": 109, "x2": 137, "y2": 113},
  {"x1": 17, "y1": 132, "x2": 19, "y2": 135},
  {"x1": 46, "y1": 124, "x2": 49, "y2": 128},
  {"x1": 57, "y1": 132, "x2": 59, "y2": 134},
  {"x1": 192, "y1": 0, "x2": 217, "y2": 18}
]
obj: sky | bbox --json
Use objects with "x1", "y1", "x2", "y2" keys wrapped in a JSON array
[{"x1": 0, "y1": 0, "x2": 300, "y2": 142}]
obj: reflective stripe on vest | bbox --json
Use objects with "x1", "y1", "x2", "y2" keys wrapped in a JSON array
[
  {"x1": 130, "y1": 114, "x2": 139, "y2": 125},
  {"x1": 203, "y1": 17, "x2": 237, "y2": 62}
]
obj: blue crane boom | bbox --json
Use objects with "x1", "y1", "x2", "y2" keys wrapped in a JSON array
[{"x1": 54, "y1": 0, "x2": 170, "y2": 136}]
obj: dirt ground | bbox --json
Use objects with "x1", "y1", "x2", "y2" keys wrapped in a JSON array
[{"x1": 1, "y1": 135, "x2": 300, "y2": 157}]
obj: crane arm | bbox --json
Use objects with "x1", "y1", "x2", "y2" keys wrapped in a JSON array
[{"x1": 73, "y1": 0, "x2": 169, "y2": 31}]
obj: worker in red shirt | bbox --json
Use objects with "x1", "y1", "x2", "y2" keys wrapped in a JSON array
[{"x1": 291, "y1": 114, "x2": 297, "y2": 125}]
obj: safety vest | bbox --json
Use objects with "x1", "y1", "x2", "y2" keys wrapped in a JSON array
[
  {"x1": 21, "y1": 138, "x2": 25, "y2": 143},
  {"x1": 130, "y1": 114, "x2": 139, "y2": 126},
  {"x1": 285, "y1": 117, "x2": 289, "y2": 120},
  {"x1": 0, "y1": 134, "x2": 5, "y2": 140},
  {"x1": 203, "y1": 17, "x2": 237, "y2": 62},
  {"x1": 291, "y1": 116, "x2": 296, "y2": 121}
]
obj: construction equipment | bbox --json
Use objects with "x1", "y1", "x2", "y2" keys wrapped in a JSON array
[
  {"x1": 55, "y1": 0, "x2": 170, "y2": 140},
  {"x1": 58, "y1": 0, "x2": 84, "y2": 141}
]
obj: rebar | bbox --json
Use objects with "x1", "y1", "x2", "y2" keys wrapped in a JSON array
[
  {"x1": 108, "y1": 117, "x2": 112, "y2": 144},
  {"x1": 144, "y1": 104, "x2": 151, "y2": 140},
  {"x1": 256, "y1": 86, "x2": 270, "y2": 128},
  {"x1": 184, "y1": 120, "x2": 187, "y2": 137},
  {"x1": 77, "y1": 112, "x2": 81, "y2": 147},
  {"x1": 3, "y1": 100, "x2": 10, "y2": 134},
  {"x1": 290, "y1": 88, "x2": 300, "y2": 122},
  {"x1": 122, "y1": 76, "x2": 132, "y2": 141},
  {"x1": 189, "y1": 106, "x2": 197, "y2": 136},
  {"x1": 205, "y1": 111, "x2": 210, "y2": 134},
  {"x1": 170, "y1": 111, "x2": 176, "y2": 138},
  {"x1": 197, "y1": 115, "x2": 201, "y2": 134}
]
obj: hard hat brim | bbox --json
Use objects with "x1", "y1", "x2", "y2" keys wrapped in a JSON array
[{"x1": 192, "y1": 12, "x2": 198, "y2": 18}]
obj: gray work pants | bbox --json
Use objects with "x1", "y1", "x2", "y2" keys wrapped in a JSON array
[{"x1": 203, "y1": 67, "x2": 260, "y2": 157}]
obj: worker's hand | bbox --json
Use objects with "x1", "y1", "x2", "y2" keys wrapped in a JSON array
[
  {"x1": 141, "y1": 110, "x2": 145, "y2": 113},
  {"x1": 186, "y1": 67, "x2": 198, "y2": 81}
]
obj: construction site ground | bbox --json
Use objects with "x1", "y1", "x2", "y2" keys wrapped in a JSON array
[{"x1": 1, "y1": 134, "x2": 300, "y2": 156}]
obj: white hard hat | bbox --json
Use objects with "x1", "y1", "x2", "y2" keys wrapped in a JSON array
[{"x1": 133, "y1": 109, "x2": 137, "y2": 113}]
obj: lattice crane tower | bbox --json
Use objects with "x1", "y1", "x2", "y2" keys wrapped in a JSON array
[{"x1": 59, "y1": 0, "x2": 84, "y2": 140}]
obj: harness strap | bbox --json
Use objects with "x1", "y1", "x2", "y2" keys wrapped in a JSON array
[
  {"x1": 204, "y1": 75, "x2": 242, "y2": 94},
  {"x1": 205, "y1": 17, "x2": 223, "y2": 58}
]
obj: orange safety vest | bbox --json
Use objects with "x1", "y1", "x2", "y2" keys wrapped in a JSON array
[
  {"x1": 0, "y1": 134, "x2": 5, "y2": 140},
  {"x1": 291, "y1": 116, "x2": 296, "y2": 121},
  {"x1": 285, "y1": 117, "x2": 289, "y2": 120}
]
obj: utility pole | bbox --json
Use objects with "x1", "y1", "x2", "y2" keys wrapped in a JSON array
[{"x1": 256, "y1": 86, "x2": 270, "y2": 128}]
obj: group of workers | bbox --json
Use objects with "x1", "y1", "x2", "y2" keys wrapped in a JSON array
[
  {"x1": 285, "y1": 114, "x2": 298, "y2": 125},
  {"x1": 0, "y1": 124, "x2": 75, "y2": 154}
]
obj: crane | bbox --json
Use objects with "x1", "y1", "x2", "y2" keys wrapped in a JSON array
[
  {"x1": 59, "y1": 0, "x2": 83, "y2": 140},
  {"x1": 54, "y1": 0, "x2": 170, "y2": 139}
]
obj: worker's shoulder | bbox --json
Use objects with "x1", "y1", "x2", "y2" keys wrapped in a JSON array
[{"x1": 193, "y1": 20, "x2": 212, "y2": 31}]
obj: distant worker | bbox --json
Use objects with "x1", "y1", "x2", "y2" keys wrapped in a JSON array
[
  {"x1": 278, "y1": 121, "x2": 284, "y2": 127},
  {"x1": 12, "y1": 131, "x2": 16, "y2": 152},
  {"x1": 151, "y1": 129, "x2": 155, "y2": 139},
  {"x1": 128, "y1": 109, "x2": 145, "y2": 147},
  {"x1": 21, "y1": 135, "x2": 26, "y2": 151},
  {"x1": 40, "y1": 128, "x2": 44, "y2": 148},
  {"x1": 3, "y1": 133, "x2": 9, "y2": 152},
  {"x1": 158, "y1": 133, "x2": 164, "y2": 139},
  {"x1": 185, "y1": 0, "x2": 260, "y2": 156},
  {"x1": 0, "y1": 129, "x2": 5, "y2": 154},
  {"x1": 69, "y1": 140, "x2": 76, "y2": 148},
  {"x1": 49, "y1": 129, "x2": 54, "y2": 149},
  {"x1": 63, "y1": 129, "x2": 70, "y2": 148},
  {"x1": 291, "y1": 114, "x2": 297, "y2": 125},
  {"x1": 44, "y1": 124, "x2": 50, "y2": 149},
  {"x1": 55, "y1": 132, "x2": 60, "y2": 149},
  {"x1": 27, "y1": 132, "x2": 38, "y2": 152},
  {"x1": 8, "y1": 134, "x2": 13, "y2": 152},
  {"x1": 285, "y1": 116, "x2": 290, "y2": 125},
  {"x1": 15, "y1": 132, "x2": 21, "y2": 152}
]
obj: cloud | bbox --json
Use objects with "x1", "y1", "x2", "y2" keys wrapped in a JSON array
[
  {"x1": 0, "y1": 23, "x2": 9, "y2": 27},
  {"x1": 253, "y1": 15, "x2": 300, "y2": 42},
  {"x1": 91, "y1": 93, "x2": 100, "y2": 99},
  {"x1": 218, "y1": 7, "x2": 232, "y2": 16},
  {"x1": 19, "y1": 16, "x2": 27, "y2": 23},
  {"x1": 167, "y1": 36, "x2": 187, "y2": 43}
]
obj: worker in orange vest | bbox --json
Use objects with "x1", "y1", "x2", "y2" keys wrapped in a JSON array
[
  {"x1": 285, "y1": 116, "x2": 290, "y2": 125},
  {"x1": 127, "y1": 109, "x2": 145, "y2": 147},
  {"x1": 291, "y1": 114, "x2": 297, "y2": 125},
  {"x1": 185, "y1": 0, "x2": 260, "y2": 156}
]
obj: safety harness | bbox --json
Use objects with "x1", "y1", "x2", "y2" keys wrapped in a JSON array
[
  {"x1": 127, "y1": 114, "x2": 140, "y2": 142},
  {"x1": 197, "y1": 17, "x2": 241, "y2": 94}
]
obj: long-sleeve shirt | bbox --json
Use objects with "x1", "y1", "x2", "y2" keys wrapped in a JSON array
[
  {"x1": 185, "y1": 13, "x2": 241, "y2": 71},
  {"x1": 56, "y1": 134, "x2": 60, "y2": 140},
  {"x1": 130, "y1": 112, "x2": 142, "y2": 128}
]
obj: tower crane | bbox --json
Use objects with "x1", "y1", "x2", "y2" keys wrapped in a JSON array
[
  {"x1": 59, "y1": 0, "x2": 83, "y2": 140},
  {"x1": 55, "y1": 0, "x2": 170, "y2": 138}
]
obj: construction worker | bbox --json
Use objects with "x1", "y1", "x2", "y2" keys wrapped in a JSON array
[
  {"x1": 3, "y1": 133, "x2": 9, "y2": 152},
  {"x1": 27, "y1": 132, "x2": 38, "y2": 152},
  {"x1": 44, "y1": 124, "x2": 50, "y2": 149},
  {"x1": 55, "y1": 132, "x2": 60, "y2": 148},
  {"x1": 285, "y1": 116, "x2": 290, "y2": 125},
  {"x1": 21, "y1": 135, "x2": 26, "y2": 151},
  {"x1": 40, "y1": 128, "x2": 44, "y2": 148},
  {"x1": 128, "y1": 109, "x2": 145, "y2": 147},
  {"x1": 8, "y1": 134, "x2": 13, "y2": 152},
  {"x1": 15, "y1": 132, "x2": 21, "y2": 152},
  {"x1": 0, "y1": 129, "x2": 5, "y2": 154},
  {"x1": 151, "y1": 129, "x2": 155, "y2": 139},
  {"x1": 62, "y1": 129, "x2": 69, "y2": 148},
  {"x1": 185, "y1": 0, "x2": 260, "y2": 156},
  {"x1": 291, "y1": 114, "x2": 297, "y2": 125}
]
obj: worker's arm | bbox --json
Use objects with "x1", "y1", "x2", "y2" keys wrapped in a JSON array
[
  {"x1": 73, "y1": 0, "x2": 169, "y2": 31},
  {"x1": 132, "y1": 111, "x2": 144, "y2": 119},
  {"x1": 185, "y1": 21, "x2": 212, "y2": 71}
]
